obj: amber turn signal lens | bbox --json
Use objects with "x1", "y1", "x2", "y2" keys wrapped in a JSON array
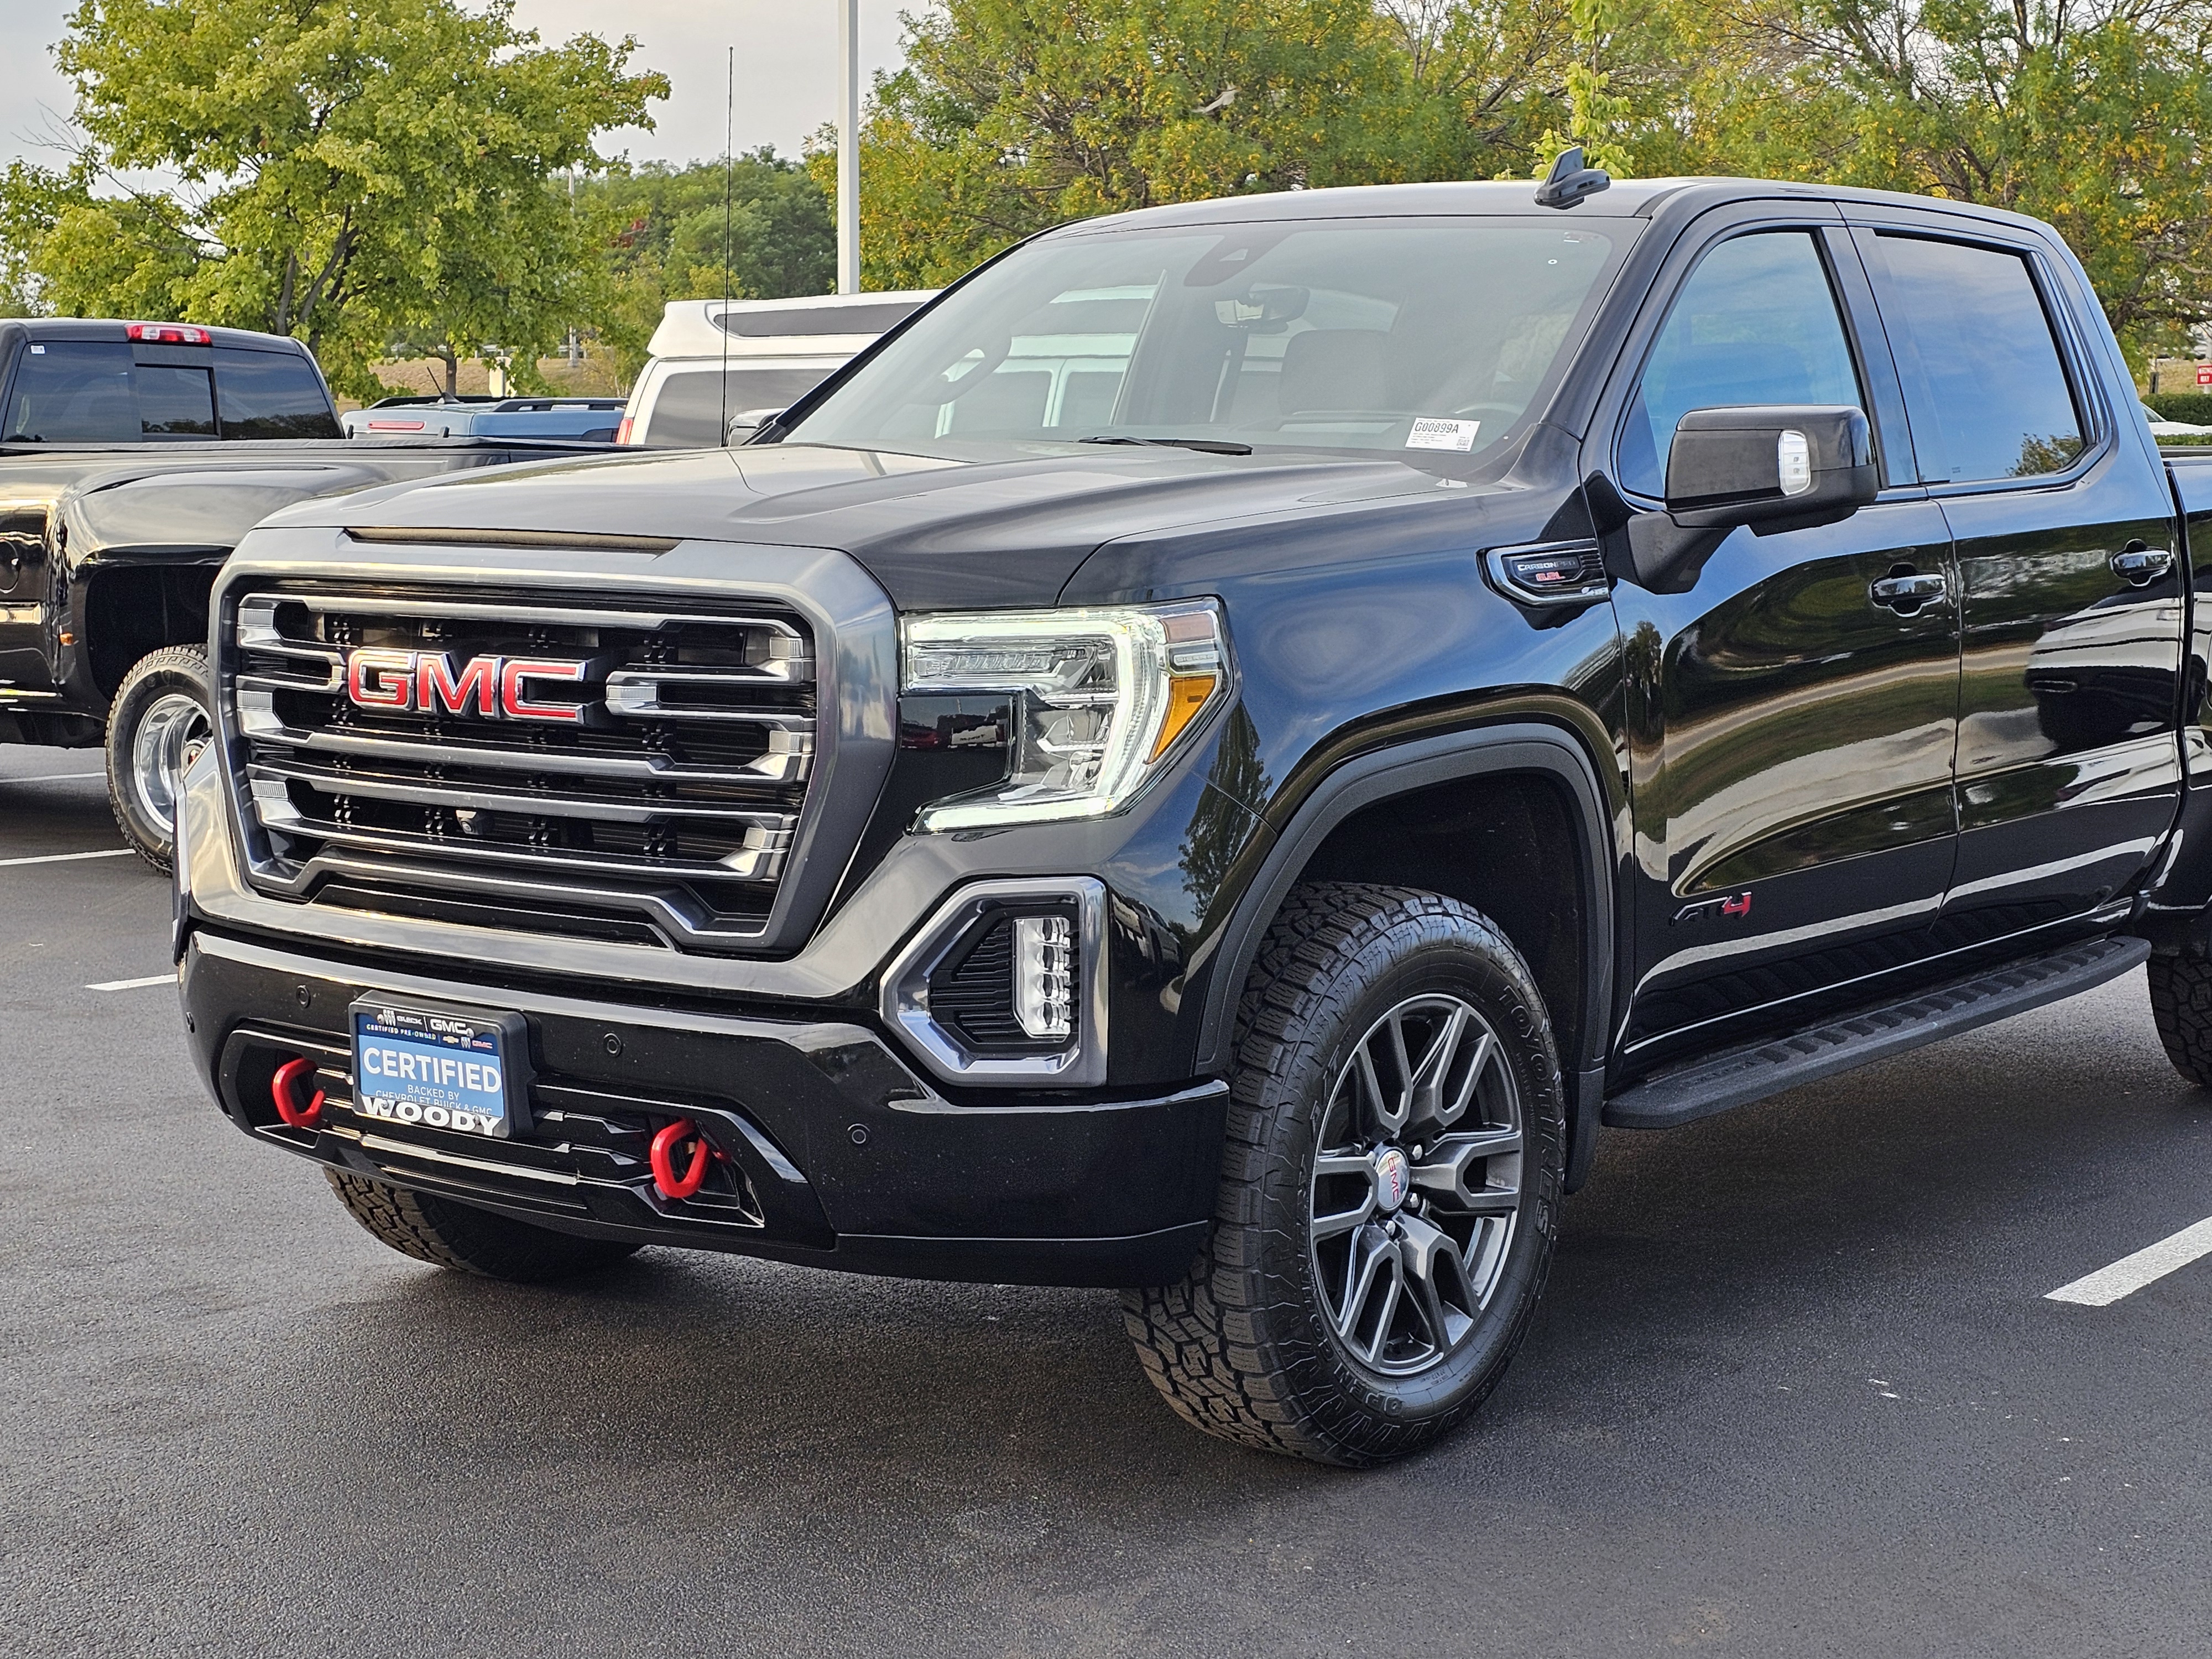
[{"x1": 1150, "y1": 674, "x2": 1218, "y2": 760}]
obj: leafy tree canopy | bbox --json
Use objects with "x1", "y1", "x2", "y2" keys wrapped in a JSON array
[
  {"x1": 0, "y1": 0, "x2": 666, "y2": 397},
  {"x1": 827, "y1": 0, "x2": 2212, "y2": 362},
  {"x1": 820, "y1": 0, "x2": 1578, "y2": 288},
  {"x1": 577, "y1": 155, "x2": 837, "y2": 386},
  {"x1": 6, "y1": 0, "x2": 2209, "y2": 380},
  {"x1": 1650, "y1": 0, "x2": 2212, "y2": 362}
]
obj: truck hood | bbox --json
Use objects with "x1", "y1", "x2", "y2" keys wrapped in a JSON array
[{"x1": 269, "y1": 442, "x2": 1504, "y2": 609}]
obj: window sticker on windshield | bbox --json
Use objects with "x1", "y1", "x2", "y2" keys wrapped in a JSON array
[{"x1": 1406, "y1": 417, "x2": 1480, "y2": 452}]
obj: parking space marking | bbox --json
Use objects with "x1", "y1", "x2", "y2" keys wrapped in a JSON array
[
  {"x1": 86, "y1": 974, "x2": 176, "y2": 992},
  {"x1": 2046, "y1": 1215, "x2": 2212, "y2": 1306},
  {"x1": 0, "y1": 848, "x2": 134, "y2": 868},
  {"x1": 8, "y1": 771, "x2": 106, "y2": 782}
]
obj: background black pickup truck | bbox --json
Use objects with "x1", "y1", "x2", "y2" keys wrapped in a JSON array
[
  {"x1": 0, "y1": 317, "x2": 615, "y2": 865},
  {"x1": 174, "y1": 169, "x2": 2212, "y2": 1468}
]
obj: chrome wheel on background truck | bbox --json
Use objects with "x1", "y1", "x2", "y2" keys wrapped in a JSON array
[{"x1": 105, "y1": 644, "x2": 213, "y2": 873}]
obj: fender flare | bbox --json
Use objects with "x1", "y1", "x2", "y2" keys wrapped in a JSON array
[{"x1": 1191, "y1": 722, "x2": 1617, "y2": 1190}]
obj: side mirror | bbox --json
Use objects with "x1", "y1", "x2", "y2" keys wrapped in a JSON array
[
  {"x1": 1624, "y1": 405, "x2": 1877, "y2": 591},
  {"x1": 727, "y1": 406, "x2": 786, "y2": 445}
]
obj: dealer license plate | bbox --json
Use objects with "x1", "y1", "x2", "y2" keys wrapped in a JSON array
[{"x1": 350, "y1": 1000, "x2": 526, "y2": 1140}]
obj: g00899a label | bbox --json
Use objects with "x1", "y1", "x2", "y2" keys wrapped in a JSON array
[{"x1": 1406, "y1": 417, "x2": 1481, "y2": 452}]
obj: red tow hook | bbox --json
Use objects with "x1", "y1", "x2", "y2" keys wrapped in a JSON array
[
  {"x1": 270, "y1": 1056, "x2": 325, "y2": 1130},
  {"x1": 649, "y1": 1118, "x2": 712, "y2": 1201}
]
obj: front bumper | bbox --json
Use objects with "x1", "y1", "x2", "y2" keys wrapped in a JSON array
[{"x1": 181, "y1": 928, "x2": 1225, "y2": 1286}]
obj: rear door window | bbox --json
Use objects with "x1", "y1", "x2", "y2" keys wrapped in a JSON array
[
  {"x1": 1861, "y1": 234, "x2": 2084, "y2": 483},
  {"x1": 214, "y1": 348, "x2": 340, "y2": 438}
]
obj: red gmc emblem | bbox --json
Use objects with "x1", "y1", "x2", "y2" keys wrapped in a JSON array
[{"x1": 344, "y1": 648, "x2": 588, "y2": 723}]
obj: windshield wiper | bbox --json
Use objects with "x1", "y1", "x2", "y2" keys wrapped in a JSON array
[{"x1": 1077, "y1": 435, "x2": 1253, "y2": 456}]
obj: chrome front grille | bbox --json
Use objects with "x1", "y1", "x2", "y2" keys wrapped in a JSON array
[{"x1": 229, "y1": 586, "x2": 820, "y2": 951}]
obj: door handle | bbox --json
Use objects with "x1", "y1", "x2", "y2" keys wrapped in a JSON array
[
  {"x1": 1870, "y1": 572, "x2": 1947, "y2": 611},
  {"x1": 2110, "y1": 544, "x2": 2175, "y2": 586}
]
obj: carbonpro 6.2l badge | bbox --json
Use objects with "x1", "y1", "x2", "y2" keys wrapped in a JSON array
[{"x1": 343, "y1": 648, "x2": 589, "y2": 723}]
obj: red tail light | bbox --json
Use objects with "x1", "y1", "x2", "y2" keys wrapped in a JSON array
[
  {"x1": 615, "y1": 415, "x2": 635, "y2": 445},
  {"x1": 125, "y1": 322, "x2": 212, "y2": 345},
  {"x1": 366, "y1": 419, "x2": 426, "y2": 431}
]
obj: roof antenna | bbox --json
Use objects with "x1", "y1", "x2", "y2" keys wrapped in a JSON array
[
  {"x1": 720, "y1": 44, "x2": 734, "y2": 445},
  {"x1": 1536, "y1": 145, "x2": 1611, "y2": 210}
]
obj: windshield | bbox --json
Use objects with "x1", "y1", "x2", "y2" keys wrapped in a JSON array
[{"x1": 784, "y1": 216, "x2": 1626, "y2": 465}]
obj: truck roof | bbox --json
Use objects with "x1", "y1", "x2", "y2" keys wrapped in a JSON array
[
  {"x1": 1074, "y1": 176, "x2": 2065, "y2": 241},
  {"x1": 0, "y1": 316, "x2": 316, "y2": 354}
]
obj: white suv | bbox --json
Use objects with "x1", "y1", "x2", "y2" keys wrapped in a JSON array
[{"x1": 617, "y1": 291, "x2": 935, "y2": 447}]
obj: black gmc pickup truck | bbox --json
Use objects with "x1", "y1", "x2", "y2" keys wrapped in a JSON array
[
  {"x1": 0, "y1": 316, "x2": 612, "y2": 866},
  {"x1": 173, "y1": 165, "x2": 2212, "y2": 1466}
]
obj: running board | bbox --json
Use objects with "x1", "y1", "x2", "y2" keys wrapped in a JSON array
[{"x1": 1603, "y1": 934, "x2": 2151, "y2": 1130}]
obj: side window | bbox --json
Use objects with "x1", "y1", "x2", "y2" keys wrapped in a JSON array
[
  {"x1": 1619, "y1": 232, "x2": 1865, "y2": 499},
  {"x1": 214, "y1": 349, "x2": 340, "y2": 438},
  {"x1": 1, "y1": 342, "x2": 141, "y2": 442},
  {"x1": 643, "y1": 366, "x2": 831, "y2": 447},
  {"x1": 1863, "y1": 235, "x2": 2083, "y2": 483}
]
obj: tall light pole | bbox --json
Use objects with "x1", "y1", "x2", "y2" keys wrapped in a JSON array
[{"x1": 836, "y1": 0, "x2": 859, "y2": 294}]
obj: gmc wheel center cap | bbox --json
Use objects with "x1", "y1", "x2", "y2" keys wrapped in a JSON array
[{"x1": 1373, "y1": 1146, "x2": 1411, "y2": 1212}]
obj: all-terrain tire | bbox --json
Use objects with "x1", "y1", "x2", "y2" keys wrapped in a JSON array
[
  {"x1": 105, "y1": 644, "x2": 213, "y2": 873},
  {"x1": 1122, "y1": 882, "x2": 1567, "y2": 1466},
  {"x1": 325, "y1": 1169, "x2": 641, "y2": 1282},
  {"x1": 2148, "y1": 953, "x2": 2212, "y2": 1086}
]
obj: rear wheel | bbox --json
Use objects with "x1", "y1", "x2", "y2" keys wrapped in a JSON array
[
  {"x1": 1123, "y1": 883, "x2": 1566, "y2": 1465},
  {"x1": 2148, "y1": 953, "x2": 2212, "y2": 1086},
  {"x1": 105, "y1": 644, "x2": 213, "y2": 873},
  {"x1": 325, "y1": 1169, "x2": 641, "y2": 1283}
]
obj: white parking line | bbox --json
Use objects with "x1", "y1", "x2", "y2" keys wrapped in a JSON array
[
  {"x1": 86, "y1": 974, "x2": 175, "y2": 993},
  {"x1": 8, "y1": 771, "x2": 105, "y2": 782},
  {"x1": 2046, "y1": 1215, "x2": 2212, "y2": 1306},
  {"x1": 0, "y1": 848, "x2": 134, "y2": 868}
]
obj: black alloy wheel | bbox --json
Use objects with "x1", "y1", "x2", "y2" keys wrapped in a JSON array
[{"x1": 1124, "y1": 883, "x2": 1567, "y2": 1465}]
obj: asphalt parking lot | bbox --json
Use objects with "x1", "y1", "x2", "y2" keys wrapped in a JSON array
[{"x1": 6, "y1": 742, "x2": 2212, "y2": 1658}]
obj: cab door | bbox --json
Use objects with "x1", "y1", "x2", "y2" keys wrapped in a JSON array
[
  {"x1": 1599, "y1": 211, "x2": 1963, "y2": 1065},
  {"x1": 1850, "y1": 218, "x2": 2185, "y2": 937}
]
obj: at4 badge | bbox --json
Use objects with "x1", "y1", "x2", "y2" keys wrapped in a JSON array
[{"x1": 1673, "y1": 890, "x2": 1753, "y2": 926}]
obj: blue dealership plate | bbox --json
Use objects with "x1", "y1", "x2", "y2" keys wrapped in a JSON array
[{"x1": 349, "y1": 1000, "x2": 530, "y2": 1140}]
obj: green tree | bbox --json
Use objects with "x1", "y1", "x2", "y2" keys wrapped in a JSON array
[
  {"x1": 1, "y1": 0, "x2": 666, "y2": 397},
  {"x1": 822, "y1": 0, "x2": 1407, "y2": 289},
  {"x1": 1656, "y1": 0, "x2": 2212, "y2": 362},
  {"x1": 1530, "y1": 0, "x2": 1635, "y2": 175},
  {"x1": 1368, "y1": 0, "x2": 1579, "y2": 182},
  {"x1": 577, "y1": 155, "x2": 836, "y2": 386},
  {"x1": 823, "y1": 0, "x2": 1633, "y2": 290}
]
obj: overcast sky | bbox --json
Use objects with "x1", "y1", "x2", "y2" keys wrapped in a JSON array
[{"x1": 0, "y1": 0, "x2": 917, "y2": 175}]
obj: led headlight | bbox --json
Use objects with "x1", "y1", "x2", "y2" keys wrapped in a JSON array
[{"x1": 901, "y1": 601, "x2": 1228, "y2": 831}]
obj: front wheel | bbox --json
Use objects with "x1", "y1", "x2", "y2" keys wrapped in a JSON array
[
  {"x1": 105, "y1": 644, "x2": 213, "y2": 873},
  {"x1": 1123, "y1": 883, "x2": 1566, "y2": 1465}
]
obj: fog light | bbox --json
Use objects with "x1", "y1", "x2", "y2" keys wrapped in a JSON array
[{"x1": 1014, "y1": 914, "x2": 1074, "y2": 1040}]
